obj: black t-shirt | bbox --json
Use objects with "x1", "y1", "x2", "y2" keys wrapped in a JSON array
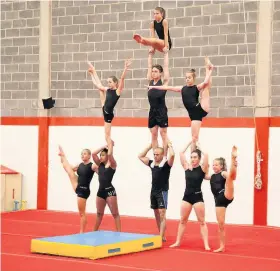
[
  {"x1": 148, "y1": 79, "x2": 167, "y2": 109},
  {"x1": 149, "y1": 160, "x2": 171, "y2": 191}
]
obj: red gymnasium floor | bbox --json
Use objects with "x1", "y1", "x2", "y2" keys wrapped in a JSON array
[{"x1": 1, "y1": 210, "x2": 280, "y2": 271}]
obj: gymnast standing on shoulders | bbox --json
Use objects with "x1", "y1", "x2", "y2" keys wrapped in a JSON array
[
  {"x1": 147, "y1": 57, "x2": 214, "y2": 152},
  {"x1": 146, "y1": 47, "x2": 170, "y2": 159},
  {"x1": 87, "y1": 59, "x2": 132, "y2": 146}
]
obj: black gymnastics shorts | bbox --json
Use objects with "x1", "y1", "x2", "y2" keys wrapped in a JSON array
[
  {"x1": 102, "y1": 106, "x2": 114, "y2": 123},
  {"x1": 75, "y1": 185, "x2": 90, "y2": 200},
  {"x1": 215, "y1": 190, "x2": 233, "y2": 208},
  {"x1": 150, "y1": 190, "x2": 168, "y2": 209},
  {"x1": 148, "y1": 107, "x2": 168, "y2": 129},
  {"x1": 183, "y1": 191, "x2": 204, "y2": 205},
  {"x1": 187, "y1": 103, "x2": 208, "y2": 121},
  {"x1": 97, "y1": 186, "x2": 117, "y2": 200}
]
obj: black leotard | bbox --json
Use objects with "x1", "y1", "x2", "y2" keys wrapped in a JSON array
[
  {"x1": 210, "y1": 171, "x2": 233, "y2": 208},
  {"x1": 184, "y1": 165, "x2": 205, "y2": 195},
  {"x1": 181, "y1": 85, "x2": 199, "y2": 110},
  {"x1": 77, "y1": 162, "x2": 94, "y2": 188},
  {"x1": 75, "y1": 162, "x2": 94, "y2": 199},
  {"x1": 210, "y1": 172, "x2": 226, "y2": 197},
  {"x1": 104, "y1": 88, "x2": 120, "y2": 114},
  {"x1": 98, "y1": 162, "x2": 115, "y2": 190},
  {"x1": 154, "y1": 19, "x2": 172, "y2": 50}
]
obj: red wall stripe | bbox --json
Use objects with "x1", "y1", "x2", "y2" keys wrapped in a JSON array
[
  {"x1": 37, "y1": 117, "x2": 49, "y2": 210},
  {"x1": 270, "y1": 117, "x2": 280, "y2": 127},
  {"x1": 253, "y1": 118, "x2": 269, "y2": 226},
  {"x1": 1, "y1": 117, "x2": 39, "y2": 125},
  {"x1": 48, "y1": 117, "x2": 255, "y2": 128},
  {"x1": 1, "y1": 116, "x2": 280, "y2": 220}
]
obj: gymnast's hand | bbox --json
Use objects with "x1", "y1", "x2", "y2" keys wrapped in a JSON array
[
  {"x1": 149, "y1": 48, "x2": 155, "y2": 55},
  {"x1": 87, "y1": 61, "x2": 95, "y2": 74},
  {"x1": 125, "y1": 58, "x2": 133, "y2": 68},
  {"x1": 163, "y1": 46, "x2": 168, "y2": 54}
]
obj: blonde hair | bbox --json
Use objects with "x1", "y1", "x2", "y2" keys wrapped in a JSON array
[
  {"x1": 215, "y1": 157, "x2": 227, "y2": 171},
  {"x1": 82, "y1": 149, "x2": 91, "y2": 155},
  {"x1": 187, "y1": 68, "x2": 196, "y2": 80},
  {"x1": 154, "y1": 147, "x2": 164, "y2": 154}
]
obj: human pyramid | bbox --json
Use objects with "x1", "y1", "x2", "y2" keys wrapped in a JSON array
[{"x1": 58, "y1": 7, "x2": 238, "y2": 253}]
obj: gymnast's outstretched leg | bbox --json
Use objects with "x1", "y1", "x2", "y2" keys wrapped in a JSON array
[{"x1": 58, "y1": 146, "x2": 78, "y2": 192}]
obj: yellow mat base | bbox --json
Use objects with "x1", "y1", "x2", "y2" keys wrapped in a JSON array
[{"x1": 31, "y1": 231, "x2": 162, "y2": 260}]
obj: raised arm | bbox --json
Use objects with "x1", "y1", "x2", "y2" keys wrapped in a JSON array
[
  {"x1": 92, "y1": 145, "x2": 107, "y2": 166},
  {"x1": 116, "y1": 58, "x2": 132, "y2": 96},
  {"x1": 147, "y1": 52, "x2": 153, "y2": 81},
  {"x1": 180, "y1": 141, "x2": 192, "y2": 170},
  {"x1": 150, "y1": 21, "x2": 155, "y2": 38},
  {"x1": 87, "y1": 62, "x2": 107, "y2": 92},
  {"x1": 138, "y1": 144, "x2": 153, "y2": 166},
  {"x1": 167, "y1": 141, "x2": 175, "y2": 167},
  {"x1": 163, "y1": 49, "x2": 170, "y2": 84},
  {"x1": 200, "y1": 147, "x2": 209, "y2": 174},
  {"x1": 197, "y1": 65, "x2": 213, "y2": 91},
  {"x1": 107, "y1": 141, "x2": 117, "y2": 169}
]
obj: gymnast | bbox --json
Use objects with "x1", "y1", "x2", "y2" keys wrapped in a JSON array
[
  {"x1": 170, "y1": 141, "x2": 210, "y2": 250},
  {"x1": 133, "y1": 7, "x2": 172, "y2": 53},
  {"x1": 146, "y1": 49, "x2": 170, "y2": 159},
  {"x1": 58, "y1": 146, "x2": 95, "y2": 233},
  {"x1": 204, "y1": 146, "x2": 238, "y2": 252},
  {"x1": 147, "y1": 57, "x2": 214, "y2": 151},
  {"x1": 138, "y1": 141, "x2": 175, "y2": 241},
  {"x1": 87, "y1": 59, "x2": 132, "y2": 146},
  {"x1": 91, "y1": 140, "x2": 121, "y2": 232}
]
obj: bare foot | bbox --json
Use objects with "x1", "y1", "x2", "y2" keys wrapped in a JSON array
[
  {"x1": 205, "y1": 56, "x2": 210, "y2": 66},
  {"x1": 169, "y1": 242, "x2": 180, "y2": 248},
  {"x1": 205, "y1": 56, "x2": 214, "y2": 70},
  {"x1": 133, "y1": 34, "x2": 142, "y2": 43},
  {"x1": 213, "y1": 247, "x2": 225, "y2": 253},
  {"x1": 232, "y1": 145, "x2": 237, "y2": 158},
  {"x1": 205, "y1": 246, "x2": 211, "y2": 251},
  {"x1": 58, "y1": 145, "x2": 65, "y2": 157}
]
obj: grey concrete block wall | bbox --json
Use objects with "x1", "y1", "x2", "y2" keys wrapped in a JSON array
[
  {"x1": 49, "y1": 0, "x2": 259, "y2": 118},
  {"x1": 0, "y1": 0, "x2": 278, "y2": 117},
  {"x1": 271, "y1": 0, "x2": 280, "y2": 116},
  {"x1": 1, "y1": 0, "x2": 40, "y2": 116}
]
